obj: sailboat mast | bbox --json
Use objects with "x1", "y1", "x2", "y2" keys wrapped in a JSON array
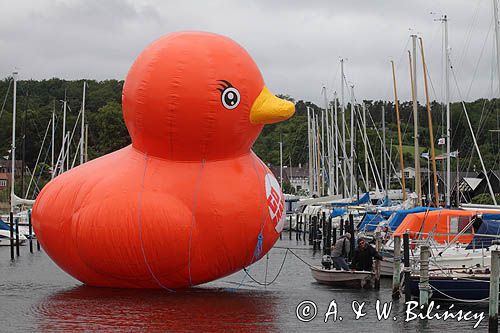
[
  {"x1": 51, "y1": 100, "x2": 55, "y2": 179},
  {"x1": 334, "y1": 92, "x2": 339, "y2": 195},
  {"x1": 307, "y1": 106, "x2": 313, "y2": 195},
  {"x1": 494, "y1": 0, "x2": 500, "y2": 95},
  {"x1": 316, "y1": 116, "x2": 321, "y2": 195},
  {"x1": 409, "y1": 40, "x2": 421, "y2": 204},
  {"x1": 341, "y1": 59, "x2": 347, "y2": 197},
  {"x1": 391, "y1": 60, "x2": 407, "y2": 200},
  {"x1": 85, "y1": 123, "x2": 88, "y2": 163},
  {"x1": 382, "y1": 105, "x2": 387, "y2": 195},
  {"x1": 362, "y1": 103, "x2": 369, "y2": 192},
  {"x1": 80, "y1": 81, "x2": 86, "y2": 165},
  {"x1": 321, "y1": 100, "x2": 325, "y2": 194},
  {"x1": 10, "y1": 71, "x2": 18, "y2": 213},
  {"x1": 442, "y1": 15, "x2": 451, "y2": 207},
  {"x1": 61, "y1": 91, "x2": 67, "y2": 173},
  {"x1": 322, "y1": 86, "x2": 331, "y2": 194},
  {"x1": 420, "y1": 37, "x2": 440, "y2": 207},
  {"x1": 350, "y1": 85, "x2": 355, "y2": 197},
  {"x1": 279, "y1": 139, "x2": 283, "y2": 190}
]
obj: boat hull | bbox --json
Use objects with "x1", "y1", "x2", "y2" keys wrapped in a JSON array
[
  {"x1": 409, "y1": 274, "x2": 490, "y2": 302},
  {"x1": 310, "y1": 266, "x2": 374, "y2": 288}
]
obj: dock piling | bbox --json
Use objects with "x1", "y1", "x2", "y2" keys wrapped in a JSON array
[
  {"x1": 348, "y1": 214, "x2": 355, "y2": 261},
  {"x1": 312, "y1": 216, "x2": 318, "y2": 251},
  {"x1": 15, "y1": 216, "x2": 20, "y2": 256},
  {"x1": 489, "y1": 250, "x2": 500, "y2": 333},
  {"x1": 419, "y1": 245, "x2": 430, "y2": 309},
  {"x1": 374, "y1": 231, "x2": 381, "y2": 290},
  {"x1": 403, "y1": 232, "x2": 411, "y2": 303},
  {"x1": 28, "y1": 209, "x2": 33, "y2": 253},
  {"x1": 392, "y1": 235, "x2": 401, "y2": 299},
  {"x1": 9, "y1": 211, "x2": 14, "y2": 260},
  {"x1": 304, "y1": 215, "x2": 309, "y2": 245}
]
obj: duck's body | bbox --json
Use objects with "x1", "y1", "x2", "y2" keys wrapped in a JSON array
[
  {"x1": 34, "y1": 146, "x2": 281, "y2": 288},
  {"x1": 33, "y1": 31, "x2": 294, "y2": 289}
]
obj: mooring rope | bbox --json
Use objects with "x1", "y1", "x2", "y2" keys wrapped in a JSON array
[
  {"x1": 429, "y1": 284, "x2": 489, "y2": 303},
  {"x1": 243, "y1": 249, "x2": 289, "y2": 286},
  {"x1": 226, "y1": 247, "x2": 315, "y2": 289}
]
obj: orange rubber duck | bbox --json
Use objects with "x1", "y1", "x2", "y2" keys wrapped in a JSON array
[{"x1": 32, "y1": 31, "x2": 295, "y2": 289}]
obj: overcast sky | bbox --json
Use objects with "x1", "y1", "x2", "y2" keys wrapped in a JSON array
[{"x1": 1, "y1": 0, "x2": 499, "y2": 105}]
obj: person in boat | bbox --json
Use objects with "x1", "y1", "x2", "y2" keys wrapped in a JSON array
[
  {"x1": 330, "y1": 233, "x2": 351, "y2": 270},
  {"x1": 350, "y1": 237, "x2": 383, "y2": 272}
]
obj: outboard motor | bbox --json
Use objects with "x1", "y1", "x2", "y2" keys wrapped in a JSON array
[{"x1": 322, "y1": 255, "x2": 332, "y2": 270}]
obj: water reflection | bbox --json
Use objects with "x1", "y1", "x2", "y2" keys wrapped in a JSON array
[{"x1": 33, "y1": 286, "x2": 279, "y2": 332}]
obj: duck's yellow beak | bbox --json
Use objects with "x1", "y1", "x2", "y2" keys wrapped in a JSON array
[{"x1": 249, "y1": 86, "x2": 295, "y2": 125}]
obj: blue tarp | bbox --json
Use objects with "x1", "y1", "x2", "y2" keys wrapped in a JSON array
[
  {"x1": 330, "y1": 208, "x2": 347, "y2": 218},
  {"x1": 378, "y1": 196, "x2": 393, "y2": 207},
  {"x1": 466, "y1": 214, "x2": 500, "y2": 249},
  {"x1": 331, "y1": 192, "x2": 370, "y2": 207},
  {"x1": 357, "y1": 210, "x2": 393, "y2": 232},
  {"x1": 387, "y1": 207, "x2": 441, "y2": 231},
  {"x1": 358, "y1": 213, "x2": 384, "y2": 232},
  {"x1": 0, "y1": 218, "x2": 9, "y2": 231}
]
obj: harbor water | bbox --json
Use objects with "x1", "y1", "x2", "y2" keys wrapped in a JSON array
[{"x1": 0, "y1": 233, "x2": 490, "y2": 332}]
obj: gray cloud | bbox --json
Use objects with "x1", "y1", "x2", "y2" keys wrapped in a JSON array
[{"x1": 0, "y1": 0, "x2": 498, "y2": 105}]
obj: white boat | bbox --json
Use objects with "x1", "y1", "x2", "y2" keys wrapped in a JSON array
[
  {"x1": 310, "y1": 266, "x2": 374, "y2": 288},
  {"x1": 380, "y1": 240, "x2": 498, "y2": 277},
  {"x1": 0, "y1": 232, "x2": 27, "y2": 246},
  {"x1": 0, "y1": 217, "x2": 28, "y2": 246}
]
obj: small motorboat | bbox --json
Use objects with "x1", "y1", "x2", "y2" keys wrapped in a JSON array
[{"x1": 310, "y1": 266, "x2": 374, "y2": 288}]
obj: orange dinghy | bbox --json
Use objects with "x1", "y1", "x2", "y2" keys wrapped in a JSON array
[{"x1": 32, "y1": 32, "x2": 295, "y2": 289}]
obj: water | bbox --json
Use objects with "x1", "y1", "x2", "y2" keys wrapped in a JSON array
[{"x1": 0, "y1": 235, "x2": 490, "y2": 332}]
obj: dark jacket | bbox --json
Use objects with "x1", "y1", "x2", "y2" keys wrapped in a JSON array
[{"x1": 351, "y1": 244, "x2": 383, "y2": 271}]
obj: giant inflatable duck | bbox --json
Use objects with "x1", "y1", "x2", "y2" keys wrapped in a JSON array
[{"x1": 32, "y1": 32, "x2": 295, "y2": 289}]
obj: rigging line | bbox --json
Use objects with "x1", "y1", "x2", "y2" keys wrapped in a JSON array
[
  {"x1": 464, "y1": 99, "x2": 495, "y2": 172},
  {"x1": 383, "y1": 36, "x2": 411, "y2": 101},
  {"x1": 417, "y1": 38, "x2": 442, "y2": 106},
  {"x1": 30, "y1": 139, "x2": 52, "y2": 199},
  {"x1": 450, "y1": 17, "x2": 493, "y2": 144},
  {"x1": 361, "y1": 101, "x2": 402, "y2": 188},
  {"x1": 457, "y1": 0, "x2": 484, "y2": 72},
  {"x1": 25, "y1": 118, "x2": 51, "y2": 198},
  {"x1": 450, "y1": 64, "x2": 498, "y2": 204},
  {"x1": 0, "y1": 79, "x2": 12, "y2": 121},
  {"x1": 466, "y1": 18, "x2": 494, "y2": 100}
]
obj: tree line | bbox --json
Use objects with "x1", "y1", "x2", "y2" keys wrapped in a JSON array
[{"x1": 0, "y1": 78, "x2": 498, "y2": 197}]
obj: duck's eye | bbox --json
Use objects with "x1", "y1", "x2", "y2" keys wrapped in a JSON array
[
  {"x1": 217, "y1": 80, "x2": 240, "y2": 110},
  {"x1": 221, "y1": 87, "x2": 240, "y2": 109}
]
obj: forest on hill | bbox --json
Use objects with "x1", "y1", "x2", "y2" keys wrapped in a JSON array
[{"x1": 0, "y1": 77, "x2": 498, "y2": 198}]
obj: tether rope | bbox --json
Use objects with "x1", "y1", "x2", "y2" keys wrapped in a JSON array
[{"x1": 137, "y1": 153, "x2": 175, "y2": 292}]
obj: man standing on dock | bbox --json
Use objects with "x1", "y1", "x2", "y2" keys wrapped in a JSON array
[{"x1": 331, "y1": 233, "x2": 351, "y2": 270}]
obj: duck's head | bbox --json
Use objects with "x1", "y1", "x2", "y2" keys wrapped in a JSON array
[{"x1": 122, "y1": 31, "x2": 295, "y2": 161}]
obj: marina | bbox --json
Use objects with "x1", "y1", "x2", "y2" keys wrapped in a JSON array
[
  {"x1": 1, "y1": 0, "x2": 500, "y2": 332},
  {"x1": 0, "y1": 234, "x2": 490, "y2": 332}
]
